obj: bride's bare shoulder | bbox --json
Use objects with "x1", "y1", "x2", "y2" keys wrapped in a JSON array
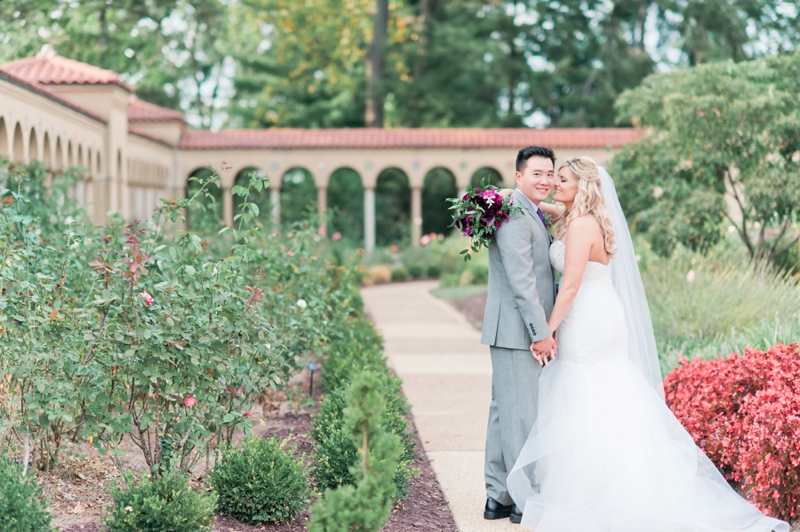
[{"x1": 566, "y1": 215, "x2": 602, "y2": 236}]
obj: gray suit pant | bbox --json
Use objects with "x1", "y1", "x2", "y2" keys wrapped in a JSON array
[{"x1": 485, "y1": 346, "x2": 541, "y2": 505}]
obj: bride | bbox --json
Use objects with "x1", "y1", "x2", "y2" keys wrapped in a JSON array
[{"x1": 505, "y1": 157, "x2": 788, "y2": 532}]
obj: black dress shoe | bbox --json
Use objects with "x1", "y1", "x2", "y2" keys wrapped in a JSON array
[
  {"x1": 484, "y1": 497, "x2": 514, "y2": 520},
  {"x1": 509, "y1": 504, "x2": 523, "y2": 524}
]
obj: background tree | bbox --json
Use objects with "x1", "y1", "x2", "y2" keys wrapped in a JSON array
[
  {"x1": 610, "y1": 51, "x2": 800, "y2": 263},
  {"x1": 0, "y1": 0, "x2": 230, "y2": 128},
  {"x1": 2, "y1": 0, "x2": 798, "y2": 129}
]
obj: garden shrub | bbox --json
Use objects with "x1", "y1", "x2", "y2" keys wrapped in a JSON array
[
  {"x1": 0, "y1": 456, "x2": 52, "y2": 532},
  {"x1": 210, "y1": 436, "x2": 309, "y2": 525},
  {"x1": 103, "y1": 471, "x2": 216, "y2": 532},
  {"x1": 367, "y1": 265, "x2": 392, "y2": 284},
  {"x1": 426, "y1": 263, "x2": 442, "y2": 278},
  {"x1": 312, "y1": 372, "x2": 417, "y2": 498},
  {"x1": 0, "y1": 162, "x2": 363, "y2": 473},
  {"x1": 407, "y1": 263, "x2": 425, "y2": 279},
  {"x1": 320, "y1": 319, "x2": 386, "y2": 393},
  {"x1": 664, "y1": 343, "x2": 800, "y2": 519},
  {"x1": 390, "y1": 267, "x2": 409, "y2": 282},
  {"x1": 309, "y1": 373, "x2": 401, "y2": 532}
]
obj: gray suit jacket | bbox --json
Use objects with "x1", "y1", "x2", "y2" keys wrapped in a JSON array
[{"x1": 481, "y1": 189, "x2": 556, "y2": 349}]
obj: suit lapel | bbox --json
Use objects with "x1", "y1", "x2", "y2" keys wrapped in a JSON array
[{"x1": 512, "y1": 189, "x2": 550, "y2": 241}]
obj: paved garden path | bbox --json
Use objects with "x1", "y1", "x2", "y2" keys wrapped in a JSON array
[{"x1": 362, "y1": 280, "x2": 517, "y2": 532}]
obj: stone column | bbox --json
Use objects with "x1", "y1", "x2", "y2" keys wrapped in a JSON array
[
  {"x1": 223, "y1": 187, "x2": 234, "y2": 227},
  {"x1": 317, "y1": 186, "x2": 327, "y2": 235},
  {"x1": 411, "y1": 186, "x2": 422, "y2": 247},
  {"x1": 364, "y1": 187, "x2": 376, "y2": 254},
  {"x1": 270, "y1": 188, "x2": 281, "y2": 225}
]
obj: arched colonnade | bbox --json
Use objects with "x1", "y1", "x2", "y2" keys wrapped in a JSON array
[
  {"x1": 0, "y1": 114, "x2": 102, "y2": 172},
  {"x1": 180, "y1": 148, "x2": 540, "y2": 252}
]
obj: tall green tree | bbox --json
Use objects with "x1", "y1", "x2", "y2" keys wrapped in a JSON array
[
  {"x1": 0, "y1": 0, "x2": 230, "y2": 127},
  {"x1": 610, "y1": 51, "x2": 800, "y2": 262}
]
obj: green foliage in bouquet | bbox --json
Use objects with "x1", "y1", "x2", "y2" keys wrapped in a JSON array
[
  {"x1": 103, "y1": 471, "x2": 216, "y2": 532},
  {"x1": 308, "y1": 372, "x2": 401, "y2": 532},
  {"x1": 0, "y1": 455, "x2": 53, "y2": 532},
  {"x1": 210, "y1": 436, "x2": 309, "y2": 525},
  {"x1": 449, "y1": 179, "x2": 521, "y2": 261}
]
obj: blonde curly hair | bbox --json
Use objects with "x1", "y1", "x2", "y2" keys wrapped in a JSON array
[{"x1": 555, "y1": 156, "x2": 617, "y2": 256}]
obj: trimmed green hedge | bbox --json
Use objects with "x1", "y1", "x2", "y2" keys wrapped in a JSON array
[
  {"x1": 313, "y1": 319, "x2": 418, "y2": 500},
  {"x1": 0, "y1": 456, "x2": 52, "y2": 532},
  {"x1": 210, "y1": 436, "x2": 309, "y2": 525}
]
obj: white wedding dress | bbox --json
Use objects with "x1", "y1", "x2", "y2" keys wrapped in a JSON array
[{"x1": 506, "y1": 239, "x2": 788, "y2": 532}]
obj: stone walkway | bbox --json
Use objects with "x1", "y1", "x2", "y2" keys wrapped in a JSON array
[{"x1": 362, "y1": 281, "x2": 517, "y2": 532}]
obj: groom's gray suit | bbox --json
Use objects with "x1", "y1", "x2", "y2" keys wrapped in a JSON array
[{"x1": 482, "y1": 188, "x2": 556, "y2": 506}]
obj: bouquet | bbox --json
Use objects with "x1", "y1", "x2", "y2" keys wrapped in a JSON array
[{"x1": 449, "y1": 180, "x2": 522, "y2": 261}]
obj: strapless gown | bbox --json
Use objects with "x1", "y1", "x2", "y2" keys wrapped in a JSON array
[{"x1": 506, "y1": 240, "x2": 788, "y2": 532}]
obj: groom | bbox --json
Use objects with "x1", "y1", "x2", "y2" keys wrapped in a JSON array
[{"x1": 481, "y1": 146, "x2": 557, "y2": 523}]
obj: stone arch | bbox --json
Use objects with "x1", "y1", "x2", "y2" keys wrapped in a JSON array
[
  {"x1": 0, "y1": 117, "x2": 7, "y2": 159},
  {"x1": 376, "y1": 167, "x2": 411, "y2": 246},
  {"x1": 116, "y1": 149, "x2": 122, "y2": 180},
  {"x1": 55, "y1": 137, "x2": 64, "y2": 170},
  {"x1": 233, "y1": 166, "x2": 271, "y2": 225},
  {"x1": 27, "y1": 128, "x2": 39, "y2": 163},
  {"x1": 53, "y1": 136, "x2": 64, "y2": 171},
  {"x1": 186, "y1": 166, "x2": 223, "y2": 232},
  {"x1": 470, "y1": 166, "x2": 505, "y2": 188},
  {"x1": 67, "y1": 140, "x2": 74, "y2": 167},
  {"x1": 280, "y1": 166, "x2": 317, "y2": 226},
  {"x1": 12, "y1": 122, "x2": 23, "y2": 163},
  {"x1": 42, "y1": 132, "x2": 52, "y2": 169},
  {"x1": 327, "y1": 167, "x2": 364, "y2": 243},
  {"x1": 422, "y1": 166, "x2": 458, "y2": 237},
  {"x1": 77, "y1": 144, "x2": 84, "y2": 169}
]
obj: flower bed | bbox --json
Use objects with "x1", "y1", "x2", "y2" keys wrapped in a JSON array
[
  {"x1": 0, "y1": 160, "x2": 455, "y2": 531},
  {"x1": 664, "y1": 343, "x2": 800, "y2": 519}
]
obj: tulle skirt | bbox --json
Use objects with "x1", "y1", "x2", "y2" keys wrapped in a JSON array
[{"x1": 506, "y1": 355, "x2": 789, "y2": 532}]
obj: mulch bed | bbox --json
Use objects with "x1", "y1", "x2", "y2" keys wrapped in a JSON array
[
  {"x1": 446, "y1": 292, "x2": 487, "y2": 331},
  {"x1": 59, "y1": 400, "x2": 457, "y2": 532}
]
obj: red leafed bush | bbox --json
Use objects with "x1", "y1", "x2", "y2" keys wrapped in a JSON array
[{"x1": 664, "y1": 343, "x2": 800, "y2": 520}]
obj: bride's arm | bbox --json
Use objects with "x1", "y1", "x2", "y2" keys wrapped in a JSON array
[
  {"x1": 547, "y1": 216, "x2": 594, "y2": 333},
  {"x1": 498, "y1": 189, "x2": 561, "y2": 219},
  {"x1": 538, "y1": 202, "x2": 559, "y2": 218}
]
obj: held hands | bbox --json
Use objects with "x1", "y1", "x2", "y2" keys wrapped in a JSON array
[{"x1": 531, "y1": 334, "x2": 557, "y2": 367}]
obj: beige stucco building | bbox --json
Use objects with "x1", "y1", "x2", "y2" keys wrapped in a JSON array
[{"x1": 0, "y1": 46, "x2": 640, "y2": 251}]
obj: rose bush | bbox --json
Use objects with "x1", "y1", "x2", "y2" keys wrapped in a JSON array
[
  {"x1": 0, "y1": 160, "x2": 362, "y2": 476},
  {"x1": 664, "y1": 343, "x2": 800, "y2": 519}
]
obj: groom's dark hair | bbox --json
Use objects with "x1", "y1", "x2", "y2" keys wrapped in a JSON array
[{"x1": 516, "y1": 146, "x2": 556, "y2": 171}]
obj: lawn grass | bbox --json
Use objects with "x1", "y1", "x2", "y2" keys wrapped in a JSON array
[{"x1": 429, "y1": 284, "x2": 488, "y2": 300}]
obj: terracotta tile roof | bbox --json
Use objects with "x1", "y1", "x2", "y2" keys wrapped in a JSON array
[
  {"x1": 128, "y1": 126, "x2": 175, "y2": 148},
  {"x1": 128, "y1": 97, "x2": 185, "y2": 123},
  {"x1": 0, "y1": 69, "x2": 107, "y2": 124},
  {"x1": 180, "y1": 128, "x2": 642, "y2": 150},
  {"x1": 1, "y1": 46, "x2": 133, "y2": 92}
]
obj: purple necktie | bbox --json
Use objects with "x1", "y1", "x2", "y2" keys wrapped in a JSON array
[{"x1": 535, "y1": 206, "x2": 548, "y2": 228}]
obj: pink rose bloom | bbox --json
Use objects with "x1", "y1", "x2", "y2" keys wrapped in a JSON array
[
  {"x1": 184, "y1": 394, "x2": 196, "y2": 407},
  {"x1": 244, "y1": 411, "x2": 251, "y2": 418},
  {"x1": 139, "y1": 291, "x2": 154, "y2": 306},
  {"x1": 332, "y1": 232, "x2": 342, "y2": 241},
  {"x1": 420, "y1": 235, "x2": 431, "y2": 246}
]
